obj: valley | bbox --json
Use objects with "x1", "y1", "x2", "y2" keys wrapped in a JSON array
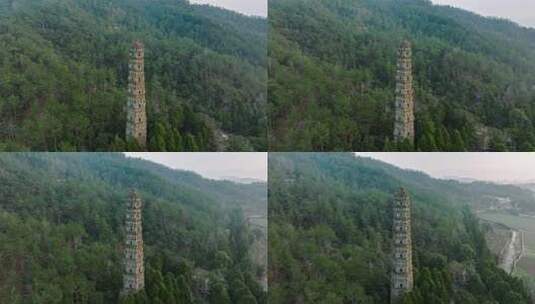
[
  {"x1": 476, "y1": 190, "x2": 535, "y2": 297},
  {"x1": 480, "y1": 217, "x2": 524, "y2": 274},
  {"x1": 268, "y1": 153, "x2": 531, "y2": 303}
]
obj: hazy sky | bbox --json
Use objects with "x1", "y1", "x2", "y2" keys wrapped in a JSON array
[
  {"x1": 431, "y1": 0, "x2": 535, "y2": 28},
  {"x1": 125, "y1": 153, "x2": 267, "y2": 182},
  {"x1": 355, "y1": 153, "x2": 535, "y2": 184},
  {"x1": 189, "y1": 0, "x2": 267, "y2": 17}
]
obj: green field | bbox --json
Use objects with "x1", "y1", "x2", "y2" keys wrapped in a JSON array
[
  {"x1": 517, "y1": 257, "x2": 535, "y2": 277},
  {"x1": 482, "y1": 220, "x2": 511, "y2": 257},
  {"x1": 478, "y1": 212, "x2": 535, "y2": 277}
]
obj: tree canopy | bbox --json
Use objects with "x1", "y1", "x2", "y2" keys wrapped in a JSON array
[
  {"x1": 0, "y1": 153, "x2": 267, "y2": 303},
  {"x1": 0, "y1": 0, "x2": 267, "y2": 151},
  {"x1": 268, "y1": 153, "x2": 531, "y2": 303},
  {"x1": 269, "y1": 0, "x2": 535, "y2": 151}
]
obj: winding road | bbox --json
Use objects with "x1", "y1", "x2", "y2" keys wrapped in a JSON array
[
  {"x1": 500, "y1": 230, "x2": 524, "y2": 274},
  {"x1": 501, "y1": 231, "x2": 518, "y2": 273}
]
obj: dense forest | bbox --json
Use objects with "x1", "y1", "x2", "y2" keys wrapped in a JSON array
[
  {"x1": 269, "y1": 0, "x2": 535, "y2": 151},
  {"x1": 269, "y1": 153, "x2": 531, "y2": 303},
  {"x1": 0, "y1": 153, "x2": 267, "y2": 303},
  {"x1": 0, "y1": 0, "x2": 267, "y2": 151}
]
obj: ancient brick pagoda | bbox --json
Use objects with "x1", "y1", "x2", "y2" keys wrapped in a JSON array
[
  {"x1": 122, "y1": 190, "x2": 145, "y2": 294},
  {"x1": 393, "y1": 40, "x2": 415, "y2": 145},
  {"x1": 126, "y1": 40, "x2": 147, "y2": 148},
  {"x1": 391, "y1": 187, "x2": 414, "y2": 303}
]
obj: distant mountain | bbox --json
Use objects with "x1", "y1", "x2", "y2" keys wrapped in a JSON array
[
  {"x1": 0, "y1": 153, "x2": 267, "y2": 303},
  {"x1": 352, "y1": 155, "x2": 535, "y2": 213},
  {"x1": 441, "y1": 176, "x2": 480, "y2": 183},
  {"x1": 269, "y1": 152, "x2": 532, "y2": 303},
  {"x1": 269, "y1": 0, "x2": 535, "y2": 151},
  {"x1": 220, "y1": 176, "x2": 266, "y2": 184},
  {"x1": 440, "y1": 177, "x2": 535, "y2": 187},
  {"x1": 0, "y1": 0, "x2": 267, "y2": 151},
  {"x1": 516, "y1": 183, "x2": 535, "y2": 193},
  {"x1": 441, "y1": 176, "x2": 534, "y2": 185}
]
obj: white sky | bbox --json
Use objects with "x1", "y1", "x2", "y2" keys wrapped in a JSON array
[
  {"x1": 189, "y1": 0, "x2": 267, "y2": 17},
  {"x1": 431, "y1": 0, "x2": 535, "y2": 28},
  {"x1": 186, "y1": 1, "x2": 534, "y2": 26},
  {"x1": 124, "y1": 152, "x2": 267, "y2": 182},
  {"x1": 355, "y1": 153, "x2": 535, "y2": 184}
]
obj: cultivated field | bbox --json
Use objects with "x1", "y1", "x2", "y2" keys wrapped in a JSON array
[
  {"x1": 481, "y1": 219, "x2": 511, "y2": 257},
  {"x1": 478, "y1": 211, "x2": 535, "y2": 276}
]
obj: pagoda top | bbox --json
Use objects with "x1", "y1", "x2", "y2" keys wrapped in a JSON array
[
  {"x1": 128, "y1": 190, "x2": 142, "y2": 208},
  {"x1": 395, "y1": 187, "x2": 410, "y2": 203},
  {"x1": 400, "y1": 40, "x2": 411, "y2": 49},
  {"x1": 132, "y1": 40, "x2": 144, "y2": 50}
]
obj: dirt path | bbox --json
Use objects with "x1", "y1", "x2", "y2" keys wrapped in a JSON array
[
  {"x1": 501, "y1": 230, "x2": 518, "y2": 273},
  {"x1": 499, "y1": 230, "x2": 524, "y2": 274}
]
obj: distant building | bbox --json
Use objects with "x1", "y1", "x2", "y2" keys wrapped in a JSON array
[
  {"x1": 126, "y1": 40, "x2": 147, "y2": 148},
  {"x1": 394, "y1": 41, "x2": 415, "y2": 145},
  {"x1": 122, "y1": 190, "x2": 145, "y2": 294},
  {"x1": 391, "y1": 187, "x2": 414, "y2": 303}
]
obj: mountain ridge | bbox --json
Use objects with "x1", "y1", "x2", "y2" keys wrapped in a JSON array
[
  {"x1": 269, "y1": 152, "x2": 532, "y2": 303},
  {"x1": 0, "y1": 152, "x2": 267, "y2": 303}
]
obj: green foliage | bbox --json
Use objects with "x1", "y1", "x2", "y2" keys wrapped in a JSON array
[
  {"x1": 269, "y1": 0, "x2": 535, "y2": 151},
  {"x1": 0, "y1": 0, "x2": 267, "y2": 151},
  {"x1": 268, "y1": 153, "x2": 531, "y2": 303},
  {"x1": 0, "y1": 153, "x2": 267, "y2": 303}
]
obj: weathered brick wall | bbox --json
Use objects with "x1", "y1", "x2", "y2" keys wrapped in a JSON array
[
  {"x1": 126, "y1": 41, "x2": 147, "y2": 148},
  {"x1": 391, "y1": 187, "x2": 413, "y2": 303},
  {"x1": 122, "y1": 190, "x2": 145, "y2": 294},
  {"x1": 394, "y1": 41, "x2": 415, "y2": 145}
]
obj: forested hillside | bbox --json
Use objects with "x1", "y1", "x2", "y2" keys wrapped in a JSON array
[
  {"x1": 0, "y1": 0, "x2": 267, "y2": 151},
  {"x1": 269, "y1": 153, "x2": 531, "y2": 303},
  {"x1": 269, "y1": 0, "x2": 535, "y2": 151},
  {"x1": 0, "y1": 153, "x2": 267, "y2": 303}
]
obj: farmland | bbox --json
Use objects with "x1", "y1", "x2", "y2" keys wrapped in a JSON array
[
  {"x1": 478, "y1": 211, "x2": 535, "y2": 295},
  {"x1": 479, "y1": 212, "x2": 535, "y2": 263}
]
